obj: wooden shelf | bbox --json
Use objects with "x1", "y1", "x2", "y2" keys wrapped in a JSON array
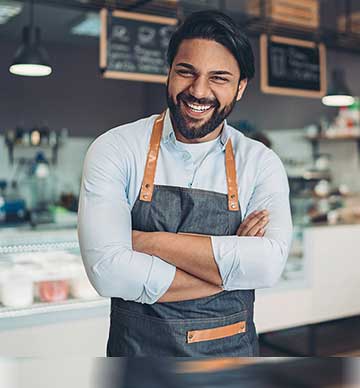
[{"x1": 305, "y1": 133, "x2": 360, "y2": 163}]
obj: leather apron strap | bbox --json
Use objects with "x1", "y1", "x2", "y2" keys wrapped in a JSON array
[
  {"x1": 140, "y1": 112, "x2": 239, "y2": 211},
  {"x1": 225, "y1": 139, "x2": 240, "y2": 211},
  {"x1": 139, "y1": 112, "x2": 165, "y2": 202}
]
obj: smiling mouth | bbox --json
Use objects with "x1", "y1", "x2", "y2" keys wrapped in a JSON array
[{"x1": 181, "y1": 100, "x2": 215, "y2": 116}]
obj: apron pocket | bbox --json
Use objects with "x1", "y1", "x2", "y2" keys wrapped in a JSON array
[
  {"x1": 179, "y1": 310, "x2": 252, "y2": 356},
  {"x1": 109, "y1": 305, "x2": 253, "y2": 356}
]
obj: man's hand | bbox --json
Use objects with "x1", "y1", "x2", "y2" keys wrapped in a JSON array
[
  {"x1": 236, "y1": 210, "x2": 269, "y2": 237},
  {"x1": 132, "y1": 209, "x2": 270, "y2": 252}
]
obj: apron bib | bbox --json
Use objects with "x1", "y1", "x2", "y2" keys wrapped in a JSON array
[{"x1": 107, "y1": 113, "x2": 258, "y2": 356}]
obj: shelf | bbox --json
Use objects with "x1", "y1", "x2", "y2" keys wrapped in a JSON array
[
  {"x1": 0, "y1": 227, "x2": 78, "y2": 253},
  {"x1": 0, "y1": 297, "x2": 110, "y2": 331},
  {"x1": 305, "y1": 133, "x2": 360, "y2": 165},
  {"x1": 0, "y1": 297, "x2": 108, "y2": 320},
  {"x1": 0, "y1": 241, "x2": 79, "y2": 255},
  {"x1": 6, "y1": 142, "x2": 60, "y2": 165},
  {"x1": 305, "y1": 135, "x2": 360, "y2": 141},
  {"x1": 289, "y1": 171, "x2": 332, "y2": 181}
]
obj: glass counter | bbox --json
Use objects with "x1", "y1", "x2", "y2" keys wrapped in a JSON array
[{"x1": 0, "y1": 226, "x2": 106, "y2": 322}]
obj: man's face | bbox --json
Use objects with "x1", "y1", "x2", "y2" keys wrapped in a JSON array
[{"x1": 167, "y1": 38, "x2": 247, "y2": 141}]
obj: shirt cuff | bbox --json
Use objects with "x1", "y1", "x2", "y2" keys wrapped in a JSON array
[
  {"x1": 210, "y1": 235, "x2": 238, "y2": 290},
  {"x1": 135, "y1": 255, "x2": 176, "y2": 304}
]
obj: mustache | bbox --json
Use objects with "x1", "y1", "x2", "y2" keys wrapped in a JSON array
[{"x1": 177, "y1": 92, "x2": 220, "y2": 108}]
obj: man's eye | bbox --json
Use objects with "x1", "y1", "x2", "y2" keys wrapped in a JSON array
[
  {"x1": 176, "y1": 70, "x2": 194, "y2": 77},
  {"x1": 211, "y1": 76, "x2": 229, "y2": 83}
]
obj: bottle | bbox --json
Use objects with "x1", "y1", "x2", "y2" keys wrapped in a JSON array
[
  {"x1": 30, "y1": 127, "x2": 41, "y2": 146},
  {"x1": 0, "y1": 180, "x2": 7, "y2": 223},
  {"x1": 6, "y1": 181, "x2": 27, "y2": 223},
  {"x1": 49, "y1": 130, "x2": 57, "y2": 147},
  {"x1": 349, "y1": 98, "x2": 360, "y2": 135},
  {"x1": 28, "y1": 152, "x2": 56, "y2": 225},
  {"x1": 40, "y1": 126, "x2": 50, "y2": 145}
]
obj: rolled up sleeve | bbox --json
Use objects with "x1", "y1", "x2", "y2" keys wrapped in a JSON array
[
  {"x1": 211, "y1": 149, "x2": 293, "y2": 290},
  {"x1": 77, "y1": 132, "x2": 176, "y2": 304}
]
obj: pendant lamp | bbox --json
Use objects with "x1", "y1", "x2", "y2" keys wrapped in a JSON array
[
  {"x1": 322, "y1": 68, "x2": 354, "y2": 107},
  {"x1": 9, "y1": 0, "x2": 52, "y2": 77}
]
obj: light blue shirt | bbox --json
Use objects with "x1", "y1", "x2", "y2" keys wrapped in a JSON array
[{"x1": 78, "y1": 109, "x2": 293, "y2": 304}]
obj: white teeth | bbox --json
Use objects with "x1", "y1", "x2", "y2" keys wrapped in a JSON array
[{"x1": 187, "y1": 102, "x2": 212, "y2": 112}]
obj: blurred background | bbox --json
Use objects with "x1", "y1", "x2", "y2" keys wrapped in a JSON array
[
  {"x1": 0, "y1": 0, "x2": 360, "y2": 357},
  {"x1": 0, "y1": 357, "x2": 360, "y2": 387}
]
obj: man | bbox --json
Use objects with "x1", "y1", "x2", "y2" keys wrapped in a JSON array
[{"x1": 78, "y1": 10, "x2": 292, "y2": 356}]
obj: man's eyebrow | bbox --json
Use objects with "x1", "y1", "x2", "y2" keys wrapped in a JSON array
[
  {"x1": 175, "y1": 63, "x2": 234, "y2": 77},
  {"x1": 175, "y1": 62, "x2": 195, "y2": 70}
]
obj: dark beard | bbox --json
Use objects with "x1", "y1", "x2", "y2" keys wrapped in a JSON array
[{"x1": 166, "y1": 87, "x2": 238, "y2": 140}]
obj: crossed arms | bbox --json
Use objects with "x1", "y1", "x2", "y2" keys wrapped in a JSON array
[
  {"x1": 132, "y1": 210, "x2": 269, "y2": 302},
  {"x1": 77, "y1": 134, "x2": 293, "y2": 304}
]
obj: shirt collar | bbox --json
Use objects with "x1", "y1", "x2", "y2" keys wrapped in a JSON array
[
  {"x1": 162, "y1": 109, "x2": 175, "y2": 144},
  {"x1": 162, "y1": 108, "x2": 231, "y2": 151}
]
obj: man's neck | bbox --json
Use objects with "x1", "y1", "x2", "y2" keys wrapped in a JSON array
[{"x1": 171, "y1": 118, "x2": 224, "y2": 144}]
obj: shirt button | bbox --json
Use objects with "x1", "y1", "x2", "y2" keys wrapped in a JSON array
[
  {"x1": 183, "y1": 153, "x2": 191, "y2": 161},
  {"x1": 188, "y1": 182, "x2": 192, "y2": 188}
]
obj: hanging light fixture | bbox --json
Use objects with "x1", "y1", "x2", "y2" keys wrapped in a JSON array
[
  {"x1": 9, "y1": 0, "x2": 52, "y2": 77},
  {"x1": 322, "y1": 68, "x2": 354, "y2": 107}
]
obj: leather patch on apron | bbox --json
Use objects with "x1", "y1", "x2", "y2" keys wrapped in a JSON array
[{"x1": 187, "y1": 320, "x2": 246, "y2": 344}]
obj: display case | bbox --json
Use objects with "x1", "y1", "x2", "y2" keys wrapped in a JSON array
[
  {"x1": 0, "y1": 226, "x2": 107, "y2": 321},
  {"x1": 283, "y1": 170, "x2": 342, "y2": 283}
]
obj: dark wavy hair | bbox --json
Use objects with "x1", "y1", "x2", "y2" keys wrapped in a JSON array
[{"x1": 167, "y1": 10, "x2": 255, "y2": 81}]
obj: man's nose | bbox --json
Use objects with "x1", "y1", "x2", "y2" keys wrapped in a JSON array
[{"x1": 189, "y1": 76, "x2": 211, "y2": 100}]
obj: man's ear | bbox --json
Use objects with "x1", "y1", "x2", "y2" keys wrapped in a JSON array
[{"x1": 236, "y1": 78, "x2": 248, "y2": 101}]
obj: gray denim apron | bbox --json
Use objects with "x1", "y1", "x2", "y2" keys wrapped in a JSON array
[{"x1": 107, "y1": 113, "x2": 258, "y2": 356}]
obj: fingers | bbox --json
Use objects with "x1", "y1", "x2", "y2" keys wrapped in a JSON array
[
  {"x1": 236, "y1": 210, "x2": 261, "y2": 235},
  {"x1": 237, "y1": 210, "x2": 268, "y2": 235},
  {"x1": 236, "y1": 210, "x2": 269, "y2": 236},
  {"x1": 255, "y1": 228, "x2": 265, "y2": 237},
  {"x1": 247, "y1": 218, "x2": 269, "y2": 237}
]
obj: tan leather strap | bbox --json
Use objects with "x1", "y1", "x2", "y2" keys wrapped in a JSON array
[
  {"x1": 187, "y1": 320, "x2": 246, "y2": 344},
  {"x1": 140, "y1": 113, "x2": 239, "y2": 211},
  {"x1": 225, "y1": 139, "x2": 240, "y2": 211},
  {"x1": 139, "y1": 112, "x2": 165, "y2": 202}
]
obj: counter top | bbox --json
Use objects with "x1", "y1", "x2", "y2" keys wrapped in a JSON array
[
  {"x1": 0, "y1": 297, "x2": 109, "y2": 331},
  {"x1": 304, "y1": 221, "x2": 360, "y2": 228},
  {"x1": 0, "y1": 225, "x2": 78, "y2": 237},
  {"x1": 1, "y1": 220, "x2": 359, "y2": 238}
]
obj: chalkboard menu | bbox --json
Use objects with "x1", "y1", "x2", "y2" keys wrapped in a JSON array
[
  {"x1": 260, "y1": 34, "x2": 327, "y2": 98},
  {"x1": 100, "y1": 9, "x2": 177, "y2": 83}
]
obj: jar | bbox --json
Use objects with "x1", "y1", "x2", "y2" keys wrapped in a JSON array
[
  {"x1": 314, "y1": 180, "x2": 331, "y2": 197},
  {"x1": 37, "y1": 280, "x2": 69, "y2": 302},
  {"x1": 0, "y1": 264, "x2": 34, "y2": 308}
]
